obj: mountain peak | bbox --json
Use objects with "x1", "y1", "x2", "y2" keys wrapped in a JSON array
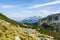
[
  {"x1": 24, "y1": 16, "x2": 42, "y2": 20},
  {"x1": 20, "y1": 16, "x2": 42, "y2": 24}
]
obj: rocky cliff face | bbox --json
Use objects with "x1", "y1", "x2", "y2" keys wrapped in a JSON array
[{"x1": 38, "y1": 13, "x2": 60, "y2": 33}]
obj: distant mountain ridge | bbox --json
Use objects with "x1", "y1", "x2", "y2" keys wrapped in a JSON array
[{"x1": 20, "y1": 16, "x2": 42, "y2": 25}]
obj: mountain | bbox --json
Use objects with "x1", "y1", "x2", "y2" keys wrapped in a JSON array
[
  {"x1": 38, "y1": 13, "x2": 60, "y2": 34},
  {"x1": 0, "y1": 13, "x2": 55, "y2": 40},
  {"x1": 20, "y1": 16, "x2": 42, "y2": 25}
]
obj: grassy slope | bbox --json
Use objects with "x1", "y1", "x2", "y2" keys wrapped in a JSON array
[{"x1": 0, "y1": 20, "x2": 39, "y2": 40}]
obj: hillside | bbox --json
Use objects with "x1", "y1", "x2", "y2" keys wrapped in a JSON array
[
  {"x1": 38, "y1": 13, "x2": 60, "y2": 38},
  {"x1": 0, "y1": 19, "x2": 40, "y2": 40},
  {"x1": 0, "y1": 13, "x2": 54, "y2": 40}
]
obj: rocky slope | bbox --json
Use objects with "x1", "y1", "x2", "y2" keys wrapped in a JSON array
[
  {"x1": 38, "y1": 13, "x2": 60, "y2": 26},
  {"x1": 38, "y1": 13, "x2": 60, "y2": 38}
]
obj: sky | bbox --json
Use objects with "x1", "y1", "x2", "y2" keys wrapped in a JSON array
[{"x1": 0, "y1": 0, "x2": 60, "y2": 21}]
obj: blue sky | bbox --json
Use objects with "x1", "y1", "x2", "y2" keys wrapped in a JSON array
[{"x1": 0, "y1": 0, "x2": 60, "y2": 20}]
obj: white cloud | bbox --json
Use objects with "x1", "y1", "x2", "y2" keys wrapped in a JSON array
[
  {"x1": 30, "y1": 0, "x2": 60, "y2": 8},
  {"x1": 0, "y1": 5, "x2": 15, "y2": 9}
]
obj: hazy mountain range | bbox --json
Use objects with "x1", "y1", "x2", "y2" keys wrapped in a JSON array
[{"x1": 20, "y1": 16, "x2": 42, "y2": 25}]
